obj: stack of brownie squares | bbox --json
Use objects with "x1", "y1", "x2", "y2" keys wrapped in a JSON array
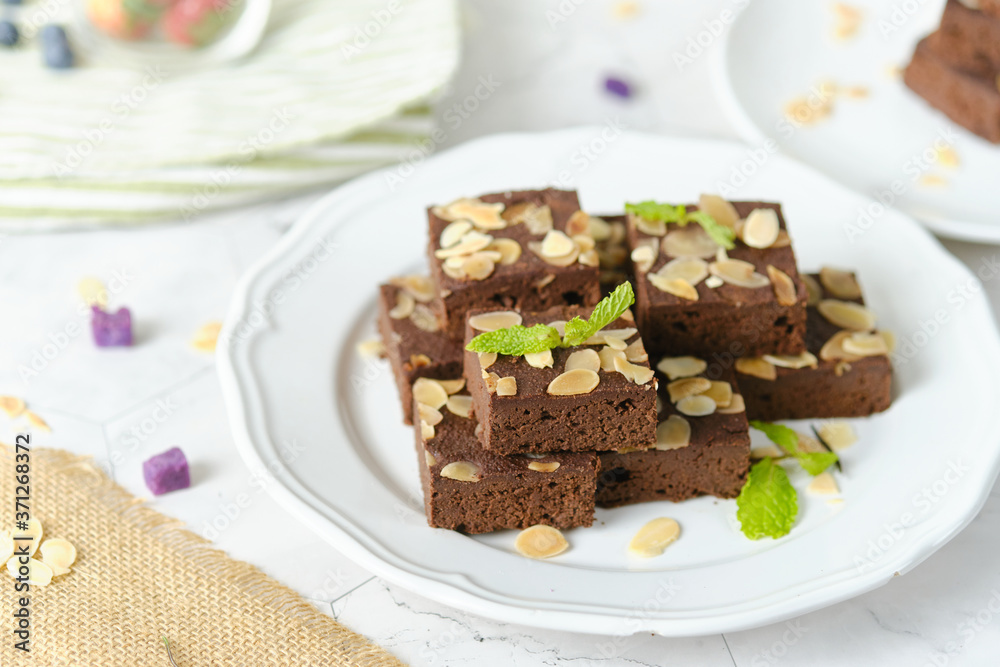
[
  {"x1": 377, "y1": 188, "x2": 893, "y2": 535},
  {"x1": 904, "y1": 0, "x2": 1000, "y2": 143}
]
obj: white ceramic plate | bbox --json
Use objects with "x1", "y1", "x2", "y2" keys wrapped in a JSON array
[
  {"x1": 714, "y1": 0, "x2": 1000, "y2": 242},
  {"x1": 217, "y1": 128, "x2": 1000, "y2": 636}
]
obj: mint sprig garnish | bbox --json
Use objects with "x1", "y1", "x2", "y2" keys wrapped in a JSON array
[
  {"x1": 750, "y1": 420, "x2": 838, "y2": 476},
  {"x1": 736, "y1": 457, "x2": 798, "y2": 540},
  {"x1": 465, "y1": 282, "x2": 635, "y2": 355},
  {"x1": 625, "y1": 200, "x2": 736, "y2": 250}
]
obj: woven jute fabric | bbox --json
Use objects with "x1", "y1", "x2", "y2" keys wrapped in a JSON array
[{"x1": 0, "y1": 446, "x2": 402, "y2": 666}]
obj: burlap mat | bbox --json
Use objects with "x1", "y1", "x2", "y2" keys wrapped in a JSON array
[{"x1": 0, "y1": 446, "x2": 403, "y2": 666}]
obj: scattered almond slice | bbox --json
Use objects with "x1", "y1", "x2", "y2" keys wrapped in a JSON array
[
  {"x1": 599, "y1": 346, "x2": 627, "y2": 372},
  {"x1": 698, "y1": 194, "x2": 739, "y2": 229},
  {"x1": 515, "y1": 525, "x2": 568, "y2": 559},
  {"x1": 742, "y1": 209, "x2": 780, "y2": 248},
  {"x1": 39, "y1": 538, "x2": 76, "y2": 576},
  {"x1": 436, "y1": 379, "x2": 465, "y2": 395},
  {"x1": 710, "y1": 259, "x2": 770, "y2": 288},
  {"x1": 191, "y1": 321, "x2": 223, "y2": 352},
  {"x1": 767, "y1": 265, "x2": 798, "y2": 306},
  {"x1": 808, "y1": 472, "x2": 840, "y2": 496},
  {"x1": 478, "y1": 352, "x2": 498, "y2": 369},
  {"x1": 503, "y1": 202, "x2": 552, "y2": 234},
  {"x1": 462, "y1": 253, "x2": 496, "y2": 280},
  {"x1": 496, "y1": 377, "x2": 518, "y2": 396},
  {"x1": 25, "y1": 411, "x2": 50, "y2": 433},
  {"x1": 420, "y1": 421, "x2": 435, "y2": 441},
  {"x1": 613, "y1": 356, "x2": 654, "y2": 384},
  {"x1": 763, "y1": 352, "x2": 819, "y2": 369},
  {"x1": 648, "y1": 275, "x2": 699, "y2": 300},
  {"x1": 751, "y1": 444, "x2": 783, "y2": 459},
  {"x1": 446, "y1": 395, "x2": 474, "y2": 419},
  {"x1": 392, "y1": 275, "x2": 436, "y2": 303},
  {"x1": 832, "y1": 2, "x2": 862, "y2": 41},
  {"x1": 655, "y1": 415, "x2": 691, "y2": 450},
  {"x1": 440, "y1": 220, "x2": 474, "y2": 249},
  {"x1": 630, "y1": 242, "x2": 658, "y2": 274},
  {"x1": 676, "y1": 394, "x2": 717, "y2": 417},
  {"x1": 918, "y1": 174, "x2": 948, "y2": 188},
  {"x1": 705, "y1": 275, "x2": 724, "y2": 289},
  {"x1": 735, "y1": 357, "x2": 777, "y2": 381},
  {"x1": 628, "y1": 518, "x2": 681, "y2": 558},
  {"x1": 935, "y1": 145, "x2": 959, "y2": 169},
  {"x1": 702, "y1": 381, "x2": 733, "y2": 408},
  {"x1": 425, "y1": 451, "x2": 437, "y2": 467},
  {"x1": 6, "y1": 557, "x2": 53, "y2": 586},
  {"x1": 468, "y1": 310, "x2": 522, "y2": 332},
  {"x1": 820, "y1": 331, "x2": 864, "y2": 362},
  {"x1": 653, "y1": 257, "x2": 709, "y2": 286},
  {"x1": 843, "y1": 331, "x2": 889, "y2": 356},
  {"x1": 13, "y1": 519, "x2": 43, "y2": 558},
  {"x1": 539, "y1": 230, "x2": 576, "y2": 258},
  {"x1": 410, "y1": 305, "x2": 441, "y2": 333},
  {"x1": 818, "y1": 420, "x2": 857, "y2": 451},
  {"x1": 389, "y1": 291, "x2": 416, "y2": 319},
  {"x1": 666, "y1": 377, "x2": 711, "y2": 403},
  {"x1": 524, "y1": 350, "x2": 554, "y2": 369},
  {"x1": 663, "y1": 226, "x2": 718, "y2": 259},
  {"x1": 77, "y1": 276, "x2": 109, "y2": 308},
  {"x1": 656, "y1": 356, "x2": 707, "y2": 380},
  {"x1": 489, "y1": 238, "x2": 522, "y2": 265},
  {"x1": 434, "y1": 230, "x2": 494, "y2": 259},
  {"x1": 566, "y1": 349, "x2": 601, "y2": 372},
  {"x1": 547, "y1": 369, "x2": 600, "y2": 395},
  {"x1": 412, "y1": 378, "x2": 448, "y2": 409},
  {"x1": 566, "y1": 210, "x2": 591, "y2": 237},
  {"x1": 802, "y1": 274, "x2": 823, "y2": 306},
  {"x1": 0, "y1": 396, "x2": 26, "y2": 418},
  {"x1": 356, "y1": 339, "x2": 386, "y2": 359},
  {"x1": 603, "y1": 335, "x2": 628, "y2": 351},
  {"x1": 819, "y1": 267, "x2": 862, "y2": 300},
  {"x1": 818, "y1": 300, "x2": 876, "y2": 330},
  {"x1": 417, "y1": 403, "x2": 443, "y2": 427},
  {"x1": 625, "y1": 338, "x2": 647, "y2": 364},
  {"x1": 440, "y1": 461, "x2": 481, "y2": 482},
  {"x1": 434, "y1": 198, "x2": 506, "y2": 230},
  {"x1": 528, "y1": 461, "x2": 560, "y2": 473},
  {"x1": 482, "y1": 371, "x2": 501, "y2": 393}
]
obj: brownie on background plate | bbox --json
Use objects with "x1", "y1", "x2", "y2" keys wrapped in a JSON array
[
  {"x1": 626, "y1": 198, "x2": 808, "y2": 358},
  {"x1": 411, "y1": 384, "x2": 599, "y2": 534},
  {"x1": 377, "y1": 278, "x2": 463, "y2": 424},
  {"x1": 463, "y1": 304, "x2": 658, "y2": 456},
  {"x1": 931, "y1": 0, "x2": 1000, "y2": 76},
  {"x1": 734, "y1": 269, "x2": 893, "y2": 421},
  {"x1": 597, "y1": 358, "x2": 751, "y2": 507},
  {"x1": 427, "y1": 189, "x2": 602, "y2": 341}
]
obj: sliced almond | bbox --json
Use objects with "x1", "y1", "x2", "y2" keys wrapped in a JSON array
[
  {"x1": 0, "y1": 396, "x2": 26, "y2": 418},
  {"x1": 412, "y1": 378, "x2": 448, "y2": 409},
  {"x1": 820, "y1": 267, "x2": 862, "y2": 300},
  {"x1": 565, "y1": 210, "x2": 591, "y2": 237},
  {"x1": 524, "y1": 350, "x2": 554, "y2": 369},
  {"x1": 410, "y1": 305, "x2": 440, "y2": 332},
  {"x1": 496, "y1": 377, "x2": 518, "y2": 396},
  {"x1": 425, "y1": 451, "x2": 438, "y2": 467},
  {"x1": 628, "y1": 517, "x2": 681, "y2": 558},
  {"x1": 817, "y1": 300, "x2": 876, "y2": 331},
  {"x1": 633, "y1": 214, "x2": 667, "y2": 237},
  {"x1": 741, "y1": 208, "x2": 780, "y2": 248},
  {"x1": 625, "y1": 338, "x2": 648, "y2": 363},
  {"x1": 803, "y1": 274, "x2": 823, "y2": 306},
  {"x1": 619, "y1": 308, "x2": 635, "y2": 322},
  {"x1": 13, "y1": 519, "x2": 42, "y2": 558},
  {"x1": 469, "y1": 310, "x2": 523, "y2": 332},
  {"x1": 656, "y1": 356, "x2": 707, "y2": 380},
  {"x1": 417, "y1": 403, "x2": 443, "y2": 427},
  {"x1": 834, "y1": 360, "x2": 852, "y2": 376},
  {"x1": 566, "y1": 349, "x2": 601, "y2": 372},
  {"x1": 705, "y1": 275, "x2": 724, "y2": 289},
  {"x1": 547, "y1": 369, "x2": 600, "y2": 395},
  {"x1": 420, "y1": 420, "x2": 435, "y2": 441},
  {"x1": 881, "y1": 330, "x2": 896, "y2": 353},
  {"x1": 698, "y1": 194, "x2": 739, "y2": 229},
  {"x1": 735, "y1": 357, "x2": 777, "y2": 380},
  {"x1": 442, "y1": 263, "x2": 466, "y2": 280},
  {"x1": 435, "y1": 198, "x2": 506, "y2": 230},
  {"x1": 676, "y1": 394, "x2": 717, "y2": 417},
  {"x1": 772, "y1": 230, "x2": 792, "y2": 248},
  {"x1": 539, "y1": 230, "x2": 576, "y2": 258},
  {"x1": 389, "y1": 292, "x2": 415, "y2": 319},
  {"x1": 446, "y1": 395, "x2": 474, "y2": 419},
  {"x1": 648, "y1": 275, "x2": 699, "y2": 300},
  {"x1": 6, "y1": 557, "x2": 53, "y2": 586},
  {"x1": 843, "y1": 331, "x2": 889, "y2": 356},
  {"x1": 654, "y1": 257, "x2": 709, "y2": 286},
  {"x1": 763, "y1": 352, "x2": 819, "y2": 369},
  {"x1": 767, "y1": 265, "x2": 798, "y2": 306},
  {"x1": 613, "y1": 356, "x2": 655, "y2": 384},
  {"x1": 578, "y1": 249, "x2": 600, "y2": 267},
  {"x1": 597, "y1": 327, "x2": 638, "y2": 341},
  {"x1": 529, "y1": 240, "x2": 580, "y2": 267},
  {"x1": 599, "y1": 346, "x2": 627, "y2": 372},
  {"x1": 751, "y1": 444, "x2": 783, "y2": 459},
  {"x1": 807, "y1": 471, "x2": 840, "y2": 496},
  {"x1": 603, "y1": 335, "x2": 628, "y2": 351},
  {"x1": 488, "y1": 238, "x2": 522, "y2": 265},
  {"x1": 528, "y1": 461, "x2": 561, "y2": 473},
  {"x1": 654, "y1": 415, "x2": 691, "y2": 450},
  {"x1": 434, "y1": 230, "x2": 494, "y2": 259},
  {"x1": 820, "y1": 331, "x2": 863, "y2": 362},
  {"x1": 478, "y1": 352, "x2": 498, "y2": 369},
  {"x1": 630, "y1": 240, "x2": 659, "y2": 274},
  {"x1": 463, "y1": 253, "x2": 496, "y2": 281},
  {"x1": 717, "y1": 393, "x2": 746, "y2": 414},
  {"x1": 515, "y1": 525, "x2": 568, "y2": 559},
  {"x1": 440, "y1": 220, "x2": 473, "y2": 249},
  {"x1": 663, "y1": 226, "x2": 718, "y2": 258},
  {"x1": 503, "y1": 202, "x2": 552, "y2": 234},
  {"x1": 702, "y1": 381, "x2": 733, "y2": 408},
  {"x1": 666, "y1": 377, "x2": 712, "y2": 403},
  {"x1": 440, "y1": 461, "x2": 482, "y2": 482},
  {"x1": 818, "y1": 420, "x2": 857, "y2": 451},
  {"x1": 548, "y1": 320, "x2": 567, "y2": 337},
  {"x1": 482, "y1": 371, "x2": 501, "y2": 393},
  {"x1": 436, "y1": 379, "x2": 465, "y2": 395},
  {"x1": 357, "y1": 339, "x2": 387, "y2": 360},
  {"x1": 589, "y1": 215, "x2": 612, "y2": 241},
  {"x1": 39, "y1": 538, "x2": 76, "y2": 576},
  {"x1": 710, "y1": 259, "x2": 770, "y2": 288},
  {"x1": 77, "y1": 276, "x2": 108, "y2": 307}
]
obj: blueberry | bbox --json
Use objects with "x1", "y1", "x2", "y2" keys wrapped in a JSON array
[
  {"x1": 41, "y1": 24, "x2": 74, "y2": 69},
  {"x1": 0, "y1": 20, "x2": 17, "y2": 47}
]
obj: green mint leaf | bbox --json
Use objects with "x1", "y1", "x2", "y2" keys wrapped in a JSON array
[
  {"x1": 685, "y1": 210, "x2": 736, "y2": 250},
  {"x1": 625, "y1": 201, "x2": 685, "y2": 224},
  {"x1": 465, "y1": 324, "x2": 561, "y2": 355},
  {"x1": 750, "y1": 420, "x2": 838, "y2": 476},
  {"x1": 736, "y1": 457, "x2": 798, "y2": 540},
  {"x1": 561, "y1": 282, "x2": 635, "y2": 347}
]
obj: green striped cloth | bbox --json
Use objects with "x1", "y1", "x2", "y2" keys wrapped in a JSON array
[{"x1": 0, "y1": 0, "x2": 458, "y2": 230}]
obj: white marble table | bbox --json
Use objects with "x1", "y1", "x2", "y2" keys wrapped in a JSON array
[{"x1": 4, "y1": 1, "x2": 1000, "y2": 664}]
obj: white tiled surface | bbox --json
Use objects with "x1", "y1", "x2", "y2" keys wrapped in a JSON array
[{"x1": 5, "y1": 1, "x2": 1000, "y2": 664}]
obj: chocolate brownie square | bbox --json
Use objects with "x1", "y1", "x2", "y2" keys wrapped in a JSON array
[
  {"x1": 428, "y1": 189, "x2": 602, "y2": 341},
  {"x1": 413, "y1": 388, "x2": 599, "y2": 534},
  {"x1": 904, "y1": 37, "x2": 1000, "y2": 143},
  {"x1": 983, "y1": 0, "x2": 1000, "y2": 19},
  {"x1": 378, "y1": 278, "x2": 463, "y2": 424},
  {"x1": 930, "y1": 0, "x2": 1000, "y2": 76},
  {"x1": 627, "y1": 199, "x2": 808, "y2": 358},
  {"x1": 735, "y1": 270, "x2": 893, "y2": 421},
  {"x1": 463, "y1": 305, "x2": 658, "y2": 455},
  {"x1": 597, "y1": 360, "x2": 751, "y2": 507}
]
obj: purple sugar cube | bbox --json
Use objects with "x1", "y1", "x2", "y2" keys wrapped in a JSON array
[
  {"x1": 604, "y1": 76, "x2": 633, "y2": 99},
  {"x1": 91, "y1": 305, "x2": 132, "y2": 347},
  {"x1": 143, "y1": 447, "x2": 191, "y2": 496}
]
